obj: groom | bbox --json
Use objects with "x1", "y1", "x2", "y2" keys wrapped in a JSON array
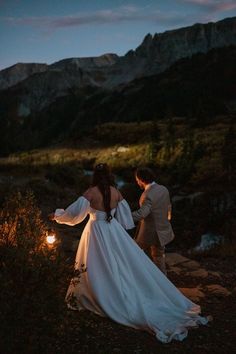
[{"x1": 132, "y1": 167, "x2": 175, "y2": 275}]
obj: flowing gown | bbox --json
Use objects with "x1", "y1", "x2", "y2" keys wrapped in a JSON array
[{"x1": 54, "y1": 196, "x2": 209, "y2": 343}]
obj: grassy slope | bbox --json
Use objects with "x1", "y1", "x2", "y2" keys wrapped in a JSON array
[{"x1": 0, "y1": 120, "x2": 236, "y2": 354}]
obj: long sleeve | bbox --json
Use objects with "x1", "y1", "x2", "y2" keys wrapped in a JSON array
[
  {"x1": 54, "y1": 196, "x2": 90, "y2": 226},
  {"x1": 115, "y1": 199, "x2": 135, "y2": 230},
  {"x1": 132, "y1": 194, "x2": 152, "y2": 223}
]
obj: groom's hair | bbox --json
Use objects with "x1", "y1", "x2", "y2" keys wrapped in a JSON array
[{"x1": 135, "y1": 167, "x2": 156, "y2": 183}]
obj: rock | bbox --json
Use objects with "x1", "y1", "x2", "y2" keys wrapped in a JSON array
[
  {"x1": 165, "y1": 253, "x2": 190, "y2": 267},
  {"x1": 205, "y1": 284, "x2": 231, "y2": 297},
  {"x1": 178, "y1": 287, "x2": 205, "y2": 302},
  {"x1": 181, "y1": 260, "x2": 201, "y2": 270},
  {"x1": 168, "y1": 266, "x2": 182, "y2": 275},
  {"x1": 232, "y1": 287, "x2": 236, "y2": 296},
  {"x1": 208, "y1": 271, "x2": 222, "y2": 279},
  {"x1": 117, "y1": 146, "x2": 130, "y2": 153},
  {"x1": 0, "y1": 63, "x2": 48, "y2": 90},
  {"x1": 194, "y1": 233, "x2": 223, "y2": 252},
  {"x1": 187, "y1": 269, "x2": 209, "y2": 278}
]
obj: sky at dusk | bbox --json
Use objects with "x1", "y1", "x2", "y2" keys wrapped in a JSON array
[{"x1": 0, "y1": 0, "x2": 236, "y2": 70}]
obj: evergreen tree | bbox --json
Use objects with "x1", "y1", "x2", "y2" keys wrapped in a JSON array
[
  {"x1": 164, "y1": 111, "x2": 176, "y2": 160},
  {"x1": 222, "y1": 123, "x2": 236, "y2": 181}
]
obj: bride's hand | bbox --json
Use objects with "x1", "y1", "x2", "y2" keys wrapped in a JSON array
[{"x1": 48, "y1": 213, "x2": 55, "y2": 221}]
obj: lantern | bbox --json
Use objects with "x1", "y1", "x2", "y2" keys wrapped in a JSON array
[{"x1": 46, "y1": 230, "x2": 56, "y2": 245}]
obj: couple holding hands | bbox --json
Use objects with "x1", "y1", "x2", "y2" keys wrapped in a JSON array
[{"x1": 49, "y1": 163, "x2": 210, "y2": 343}]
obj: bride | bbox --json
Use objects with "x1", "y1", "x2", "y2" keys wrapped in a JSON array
[{"x1": 50, "y1": 163, "x2": 210, "y2": 343}]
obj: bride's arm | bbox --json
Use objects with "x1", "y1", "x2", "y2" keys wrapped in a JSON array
[
  {"x1": 115, "y1": 199, "x2": 135, "y2": 230},
  {"x1": 53, "y1": 196, "x2": 90, "y2": 226}
]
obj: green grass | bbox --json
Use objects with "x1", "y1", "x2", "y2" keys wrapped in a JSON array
[
  {"x1": 0, "y1": 119, "x2": 235, "y2": 251},
  {"x1": 0, "y1": 119, "x2": 233, "y2": 173}
]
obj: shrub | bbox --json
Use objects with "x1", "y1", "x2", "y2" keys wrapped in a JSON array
[
  {"x1": 0, "y1": 190, "x2": 72, "y2": 353},
  {"x1": 93, "y1": 121, "x2": 162, "y2": 144}
]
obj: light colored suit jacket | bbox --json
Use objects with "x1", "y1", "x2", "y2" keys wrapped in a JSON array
[{"x1": 132, "y1": 183, "x2": 175, "y2": 247}]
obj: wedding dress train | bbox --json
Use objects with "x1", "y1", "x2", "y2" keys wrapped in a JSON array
[{"x1": 54, "y1": 196, "x2": 209, "y2": 343}]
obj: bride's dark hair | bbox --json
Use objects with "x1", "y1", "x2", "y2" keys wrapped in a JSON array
[{"x1": 92, "y1": 163, "x2": 116, "y2": 222}]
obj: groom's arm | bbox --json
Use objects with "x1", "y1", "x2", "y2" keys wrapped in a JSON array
[{"x1": 132, "y1": 194, "x2": 152, "y2": 223}]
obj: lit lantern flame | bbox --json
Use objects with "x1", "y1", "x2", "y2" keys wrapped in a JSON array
[{"x1": 46, "y1": 234, "x2": 56, "y2": 245}]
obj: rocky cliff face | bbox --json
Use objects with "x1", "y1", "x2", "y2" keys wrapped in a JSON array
[
  {"x1": 105, "y1": 16, "x2": 236, "y2": 86},
  {"x1": 0, "y1": 63, "x2": 48, "y2": 90},
  {"x1": 0, "y1": 16, "x2": 235, "y2": 116},
  {"x1": 15, "y1": 54, "x2": 119, "y2": 114},
  {"x1": 51, "y1": 53, "x2": 119, "y2": 70},
  {"x1": 0, "y1": 53, "x2": 120, "y2": 115},
  {"x1": 0, "y1": 54, "x2": 119, "y2": 92},
  {"x1": 0, "y1": 44, "x2": 235, "y2": 155}
]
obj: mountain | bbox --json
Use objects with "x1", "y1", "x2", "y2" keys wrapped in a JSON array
[
  {"x1": 0, "y1": 63, "x2": 48, "y2": 90},
  {"x1": 0, "y1": 53, "x2": 119, "y2": 114},
  {"x1": 0, "y1": 54, "x2": 119, "y2": 92},
  {"x1": 105, "y1": 16, "x2": 236, "y2": 87},
  {"x1": 70, "y1": 45, "x2": 236, "y2": 128},
  {"x1": 1, "y1": 44, "x2": 235, "y2": 155},
  {"x1": 1, "y1": 16, "x2": 236, "y2": 93},
  {"x1": 0, "y1": 17, "x2": 236, "y2": 154}
]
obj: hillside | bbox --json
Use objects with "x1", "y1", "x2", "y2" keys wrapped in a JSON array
[
  {"x1": 70, "y1": 45, "x2": 236, "y2": 130},
  {"x1": 0, "y1": 45, "x2": 235, "y2": 155}
]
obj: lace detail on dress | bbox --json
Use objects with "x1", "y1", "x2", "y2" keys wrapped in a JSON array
[{"x1": 66, "y1": 263, "x2": 87, "y2": 310}]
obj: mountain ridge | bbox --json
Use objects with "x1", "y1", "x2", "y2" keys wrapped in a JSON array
[
  {"x1": 0, "y1": 17, "x2": 236, "y2": 154},
  {"x1": 1, "y1": 16, "x2": 236, "y2": 94}
]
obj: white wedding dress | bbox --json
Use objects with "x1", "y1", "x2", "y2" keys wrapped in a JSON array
[{"x1": 54, "y1": 196, "x2": 209, "y2": 343}]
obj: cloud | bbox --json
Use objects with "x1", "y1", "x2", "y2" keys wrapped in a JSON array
[
  {"x1": 180, "y1": 0, "x2": 236, "y2": 12},
  {"x1": 4, "y1": 2, "x2": 235, "y2": 37},
  {"x1": 177, "y1": 0, "x2": 236, "y2": 24},
  {"x1": 214, "y1": 2, "x2": 236, "y2": 12},
  {"x1": 182, "y1": 0, "x2": 214, "y2": 4},
  {"x1": 3, "y1": 6, "x2": 192, "y2": 32}
]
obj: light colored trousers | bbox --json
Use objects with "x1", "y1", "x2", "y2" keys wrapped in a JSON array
[{"x1": 136, "y1": 238, "x2": 167, "y2": 275}]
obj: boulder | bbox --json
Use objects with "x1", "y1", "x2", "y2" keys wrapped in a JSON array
[
  {"x1": 232, "y1": 287, "x2": 236, "y2": 296},
  {"x1": 181, "y1": 260, "x2": 201, "y2": 270},
  {"x1": 178, "y1": 287, "x2": 205, "y2": 302},
  {"x1": 187, "y1": 269, "x2": 209, "y2": 278},
  {"x1": 117, "y1": 146, "x2": 130, "y2": 153},
  {"x1": 205, "y1": 284, "x2": 231, "y2": 297},
  {"x1": 168, "y1": 266, "x2": 182, "y2": 275},
  {"x1": 208, "y1": 271, "x2": 222, "y2": 279},
  {"x1": 165, "y1": 253, "x2": 190, "y2": 267}
]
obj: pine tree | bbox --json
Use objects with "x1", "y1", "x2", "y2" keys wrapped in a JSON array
[{"x1": 222, "y1": 123, "x2": 236, "y2": 181}]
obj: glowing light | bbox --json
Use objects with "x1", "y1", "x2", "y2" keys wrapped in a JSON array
[{"x1": 46, "y1": 234, "x2": 56, "y2": 245}]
